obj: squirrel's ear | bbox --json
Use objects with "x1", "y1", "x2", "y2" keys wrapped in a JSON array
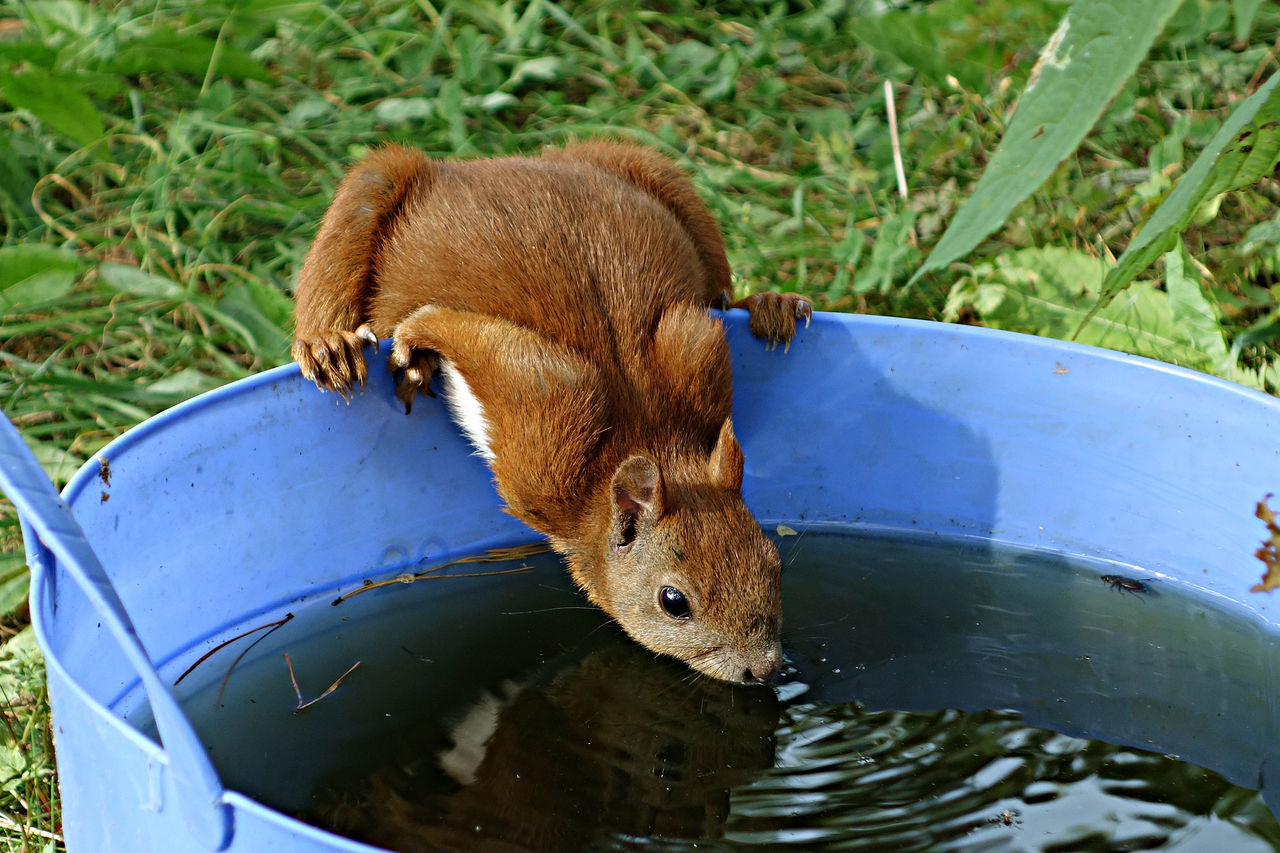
[
  {"x1": 707, "y1": 418, "x2": 743, "y2": 492},
  {"x1": 611, "y1": 455, "x2": 663, "y2": 550}
]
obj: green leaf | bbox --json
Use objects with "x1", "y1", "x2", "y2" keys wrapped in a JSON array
[
  {"x1": 97, "y1": 263, "x2": 183, "y2": 298},
  {"x1": 23, "y1": 436, "x2": 83, "y2": 485},
  {"x1": 852, "y1": 207, "x2": 919, "y2": 295},
  {"x1": 0, "y1": 66, "x2": 104, "y2": 146},
  {"x1": 0, "y1": 245, "x2": 79, "y2": 310},
  {"x1": 206, "y1": 0, "x2": 326, "y2": 38},
  {"x1": 659, "y1": 40, "x2": 718, "y2": 78},
  {"x1": 0, "y1": 43, "x2": 59, "y2": 67},
  {"x1": 1233, "y1": 0, "x2": 1265, "y2": 41},
  {"x1": 471, "y1": 92, "x2": 519, "y2": 113},
  {"x1": 214, "y1": 281, "x2": 293, "y2": 364},
  {"x1": 914, "y1": 0, "x2": 1183, "y2": 282},
  {"x1": 1228, "y1": 308, "x2": 1280, "y2": 364},
  {"x1": 0, "y1": 560, "x2": 29, "y2": 621},
  {"x1": 0, "y1": 133, "x2": 36, "y2": 228},
  {"x1": 945, "y1": 247, "x2": 1232, "y2": 373},
  {"x1": 284, "y1": 95, "x2": 335, "y2": 128},
  {"x1": 1163, "y1": 240, "x2": 1228, "y2": 364},
  {"x1": 852, "y1": 0, "x2": 992, "y2": 90},
  {"x1": 108, "y1": 33, "x2": 271, "y2": 82},
  {"x1": 22, "y1": 0, "x2": 106, "y2": 38},
  {"x1": 1084, "y1": 70, "x2": 1280, "y2": 326},
  {"x1": 506, "y1": 57, "x2": 562, "y2": 89},
  {"x1": 374, "y1": 97, "x2": 435, "y2": 125},
  {"x1": 147, "y1": 368, "x2": 221, "y2": 396}
]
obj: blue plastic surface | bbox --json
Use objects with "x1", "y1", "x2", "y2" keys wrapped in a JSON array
[
  {"x1": 0, "y1": 418, "x2": 231, "y2": 850},
  {"x1": 6, "y1": 311, "x2": 1280, "y2": 851}
]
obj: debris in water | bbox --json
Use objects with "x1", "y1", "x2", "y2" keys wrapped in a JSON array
[
  {"x1": 286, "y1": 652, "x2": 361, "y2": 714},
  {"x1": 174, "y1": 612, "x2": 295, "y2": 707},
  {"x1": 331, "y1": 543, "x2": 548, "y2": 605}
]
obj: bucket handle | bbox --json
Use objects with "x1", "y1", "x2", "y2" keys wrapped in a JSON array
[{"x1": 0, "y1": 416, "x2": 233, "y2": 850}]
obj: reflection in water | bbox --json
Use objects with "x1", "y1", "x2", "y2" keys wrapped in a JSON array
[{"x1": 311, "y1": 642, "x2": 780, "y2": 851}]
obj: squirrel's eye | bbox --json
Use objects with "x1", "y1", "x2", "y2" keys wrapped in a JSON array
[{"x1": 659, "y1": 585, "x2": 691, "y2": 620}]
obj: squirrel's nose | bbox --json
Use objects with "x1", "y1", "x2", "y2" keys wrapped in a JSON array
[{"x1": 742, "y1": 646, "x2": 782, "y2": 684}]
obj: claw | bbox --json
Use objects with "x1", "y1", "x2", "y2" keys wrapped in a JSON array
[
  {"x1": 733, "y1": 291, "x2": 810, "y2": 353},
  {"x1": 348, "y1": 349, "x2": 369, "y2": 392},
  {"x1": 796, "y1": 300, "x2": 812, "y2": 327},
  {"x1": 310, "y1": 342, "x2": 332, "y2": 367},
  {"x1": 394, "y1": 369, "x2": 422, "y2": 415},
  {"x1": 357, "y1": 324, "x2": 378, "y2": 348},
  {"x1": 388, "y1": 340, "x2": 439, "y2": 414},
  {"x1": 294, "y1": 329, "x2": 376, "y2": 398}
]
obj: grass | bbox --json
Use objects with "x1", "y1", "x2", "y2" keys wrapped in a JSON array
[{"x1": 1, "y1": 0, "x2": 1279, "y2": 848}]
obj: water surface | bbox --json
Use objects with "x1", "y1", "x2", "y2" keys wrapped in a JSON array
[{"x1": 136, "y1": 530, "x2": 1280, "y2": 850}]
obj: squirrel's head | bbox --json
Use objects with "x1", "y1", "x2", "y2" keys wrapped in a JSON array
[{"x1": 571, "y1": 419, "x2": 783, "y2": 684}]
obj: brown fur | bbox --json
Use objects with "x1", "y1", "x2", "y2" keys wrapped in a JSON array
[{"x1": 293, "y1": 141, "x2": 810, "y2": 683}]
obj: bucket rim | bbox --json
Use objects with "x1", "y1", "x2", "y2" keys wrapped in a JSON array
[{"x1": 57, "y1": 311, "x2": 1280, "y2": 513}]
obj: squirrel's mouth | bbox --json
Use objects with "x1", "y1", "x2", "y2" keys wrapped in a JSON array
[{"x1": 684, "y1": 641, "x2": 783, "y2": 685}]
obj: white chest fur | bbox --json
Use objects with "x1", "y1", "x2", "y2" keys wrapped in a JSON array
[{"x1": 439, "y1": 358, "x2": 495, "y2": 461}]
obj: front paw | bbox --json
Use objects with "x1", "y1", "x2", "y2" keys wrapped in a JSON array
[
  {"x1": 389, "y1": 336, "x2": 440, "y2": 415},
  {"x1": 293, "y1": 324, "x2": 378, "y2": 400},
  {"x1": 732, "y1": 292, "x2": 812, "y2": 352}
]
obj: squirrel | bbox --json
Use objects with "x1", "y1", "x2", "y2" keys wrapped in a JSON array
[{"x1": 292, "y1": 141, "x2": 810, "y2": 684}]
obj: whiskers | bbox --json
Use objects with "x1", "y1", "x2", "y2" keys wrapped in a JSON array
[
  {"x1": 683, "y1": 644, "x2": 734, "y2": 682},
  {"x1": 499, "y1": 604, "x2": 600, "y2": 616},
  {"x1": 776, "y1": 521, "x2": 813, "y2": 572},
  {"x1": 679, "y1": 667, "x2": 710, "y2": 690},
  {"x1": 582, "y1": 614, "x2": 622, "y2": 639}
]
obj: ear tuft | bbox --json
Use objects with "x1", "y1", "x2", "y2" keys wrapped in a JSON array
[{"x1": 707, "y1": 419, "x2": 744, "y2": 491}]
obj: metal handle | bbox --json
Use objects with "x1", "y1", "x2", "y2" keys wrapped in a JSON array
[{"x1": 0, "y1": 416, "x2": 232, "y2": 850}]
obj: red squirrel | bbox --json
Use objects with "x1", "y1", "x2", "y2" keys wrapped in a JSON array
[{"x1": 292, "y1": 141, "x2": 809, "y2": 683}]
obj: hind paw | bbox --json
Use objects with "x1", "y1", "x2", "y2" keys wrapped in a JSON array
[{"x1": 732, "y1": 292, "x2": 812, "y2": 352}]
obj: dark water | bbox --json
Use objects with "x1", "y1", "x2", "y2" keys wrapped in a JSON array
[{"x1": 136, "y1": 530, "x2": 1280, "y2": 851}]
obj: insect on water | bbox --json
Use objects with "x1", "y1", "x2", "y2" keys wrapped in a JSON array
[{"x1": 1100, "y1": 574, "x2": 1155, "y2": 596}]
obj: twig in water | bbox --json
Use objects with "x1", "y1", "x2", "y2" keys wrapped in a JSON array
[
  {"x1": 284, "y1": 652, "x2": 362, "y2": 714},
  {"x1": 429, "y1": 541, "x2": 551, "y2": 571},
  {"x1": 174, "y1": 613, "x2": 296, "y2": 707},
  {"x1": 284, "y1": 652, "x2": 302, "y2": 705},
  {"x1": 175, "y1": 612, "x2": 295, "y2": 686},
  {"x1": 331, "y1": 542, "x2": 551, "y2": 605}
]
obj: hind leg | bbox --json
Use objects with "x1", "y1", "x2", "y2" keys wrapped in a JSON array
[
  {"x1": 293, "y1": 146, "x2": 439, "y2": 398},
  {"x1": 545, "y1": 141, "x2": 733, "y2": 305},
  {"x1": 551, "y1": 142, "x2": 812, "y2": 350}
]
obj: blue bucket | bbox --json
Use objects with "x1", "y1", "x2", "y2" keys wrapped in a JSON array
[{"x1": 3, "y1": 311, "x2": 1279, "y2": 851}]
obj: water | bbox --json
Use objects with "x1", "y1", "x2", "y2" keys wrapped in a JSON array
[{"x1": 135, "y1": 530, "x2": 1280, "y2": 851}]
